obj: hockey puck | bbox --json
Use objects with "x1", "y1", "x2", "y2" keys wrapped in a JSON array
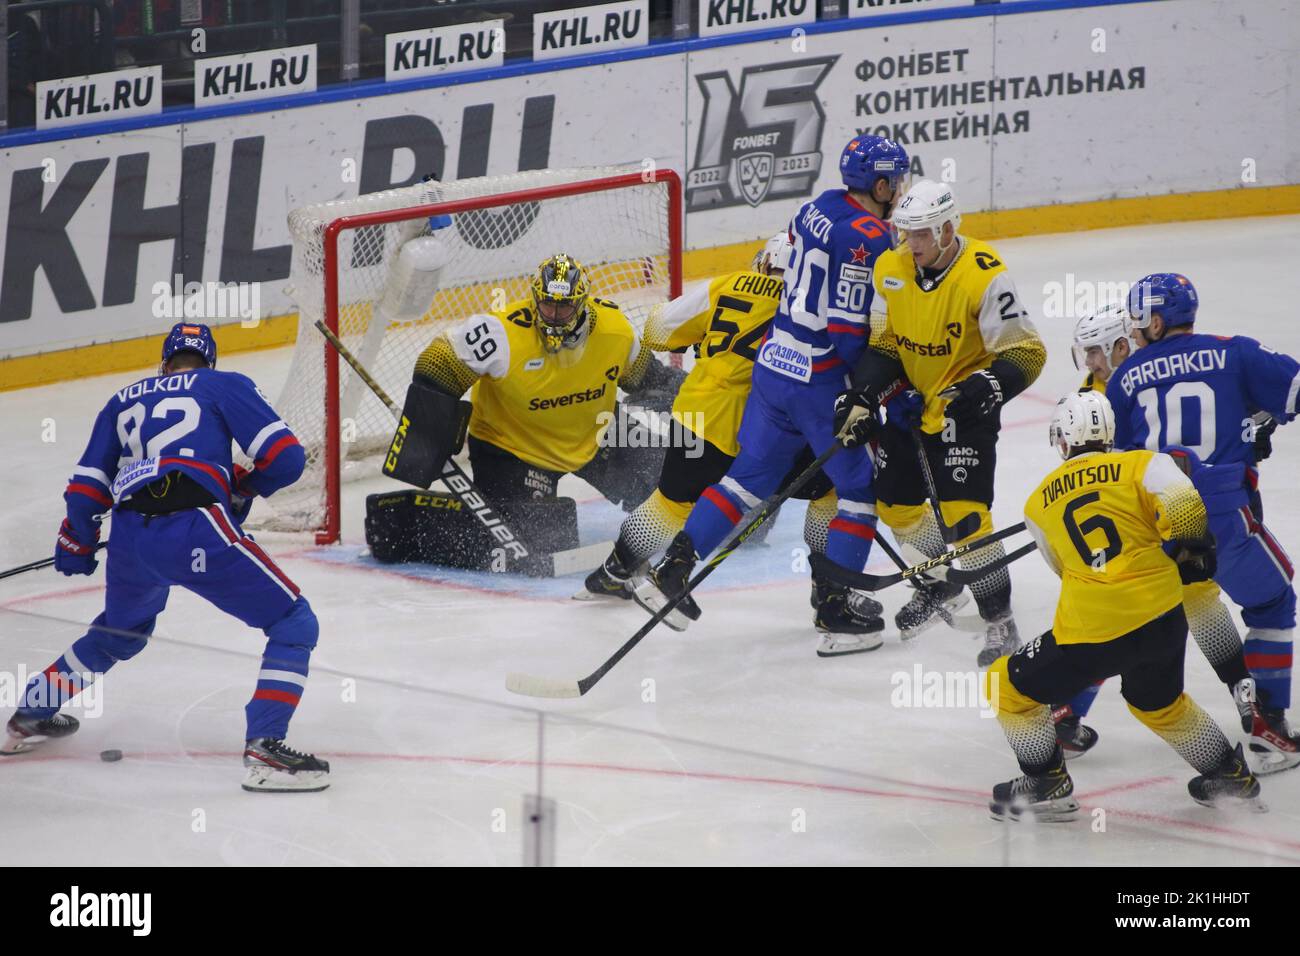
[{"x1": 100, "y1": 749, "x2": 123, "y2": 762}]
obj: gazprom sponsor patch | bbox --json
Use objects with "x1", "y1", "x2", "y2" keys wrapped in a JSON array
[
  {"x1": 111, "y1": 457, "x2": 161, "y2": 502},
  {"x1": 757, "y1": 340, "x2": 812, "y2": 383}
]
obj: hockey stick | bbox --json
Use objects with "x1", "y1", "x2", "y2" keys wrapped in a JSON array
[
  {"x1": 943, "y1": 540, "x2": 1038, "y2": 586},
  {"x1": 314, "y1": 320, "x2": 606, "y2": 577},
  {"x1": 808, "y1": 521, "x2": 1027, "y2": 592},
  {"x1": 0, "y1": 542, "x2": 108, "y2": 583},
  {"x1": 911, "y1": 425, "x2": 981, "y2": 544},
  {"x1": 506, "y1": 442, "x2": 843, "y2": 699},
  {"x1": 870, "y1": 532, "x2": 959, "y2": 628}
]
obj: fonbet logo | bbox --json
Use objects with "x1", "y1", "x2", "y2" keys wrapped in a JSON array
[{"x1": 687, "y1": 57, "x2": 838, "y2": 211}]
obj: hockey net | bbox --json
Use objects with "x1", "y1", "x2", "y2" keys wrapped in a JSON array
[{"x1": 253, "y1": 165, "x2": 682, "y2": 543}]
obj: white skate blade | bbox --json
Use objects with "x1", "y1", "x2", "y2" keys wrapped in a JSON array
[
  {"x1": 990, "y1": 796, "x2": 1080, "y2": 823},
  {"x1": 816, "y1": 631, "x2": 884, "y2": 657},
  {"x1": 630, "y1": 578, "x2": 690, "y2": 632},
  {"x1": 1248, "y1": 745, "x2": 1300, "y2": 776},
  {"x1": 1192, "y1": 793, "x2": 1269, "y2": 813},
  {"x1": 506, "y1": 672, "x2": 582, "y2": 699},
  {"x1": 241, "y1": 764, "x2": 330, "y2": 793},
  {"x1": 0, "y1": 733, "x2": 43, "y2": 756},
  {"x1": 570, "y1": 584, "x2": 630, "y2": 602}
]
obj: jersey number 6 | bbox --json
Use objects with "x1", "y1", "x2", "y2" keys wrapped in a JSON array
[{"x1": 1062, "y1": 491, "x2": 1123, "y2": 567}]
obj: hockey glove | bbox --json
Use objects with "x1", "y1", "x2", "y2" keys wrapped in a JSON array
[
  {"x1": 1166, "y1": 535, "x2": 1217, "y2": 585},
  {"x1": 230, "y1": 465, "x2": 255, "y2": 523},
  {"x1": 886, "y1": 388, "x2": 925, "y2": 432},
  {"x1": 833, "y1": 388, "x2": 881, "y2": 448},
  {"x1": 54, "y1": 519, "x2": 99, "y2": 576},
  {"x1": 1253, "y1": 413, "x2": 1277, "y2": 462},
  {"x1": 941, "y1": 368, "x2": 1004, "y2": 426}
]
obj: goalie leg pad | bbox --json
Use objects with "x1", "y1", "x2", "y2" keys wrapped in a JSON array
[
  {"x1": 383, "y1": 380, "x2": 471, "y2": 489},
  {"x1": 365, "y1": 490, "x2": 578, "y2": 570}
]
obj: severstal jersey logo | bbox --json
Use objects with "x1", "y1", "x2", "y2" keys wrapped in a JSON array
[{"x1": 687, "y1": 57, "x2": 838, "y2": 211}]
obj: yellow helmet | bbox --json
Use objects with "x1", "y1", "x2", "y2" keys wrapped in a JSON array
[{"x1": 530, "y1": 253, "x2": 591, "y2": 352}]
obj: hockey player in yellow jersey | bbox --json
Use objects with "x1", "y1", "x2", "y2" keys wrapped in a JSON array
[
  {"x1": 837, "y1": 180, "x2": 1046, "y2": 665},
  {"x1": 1053, "y1": 305, "x2": 1264, "y2": 762},
  {"x1": 579, "y1": 236, "x2": 874, "y2": 631},
  {"x1": 1071, "y1": 303, "x2": 1132, "y2": 394},
  {"x1": 380, "y1": 253, "x2": 683, "y2": 528},
  {"x1": 985, "y1": 391, "x2": 1262, "y2": 820}
]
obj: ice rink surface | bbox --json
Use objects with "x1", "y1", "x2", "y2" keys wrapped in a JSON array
[{"x1": 2, "y1": 216, "x2": 1299, "y2": 866}]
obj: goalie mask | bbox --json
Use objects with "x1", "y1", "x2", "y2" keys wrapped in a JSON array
[
  {"x1": 1049, "y1": 391, "x2": 1116, "y2": 460},
  {"x1": 531, "y1": 253, "x2": 592, "y2": 353}
]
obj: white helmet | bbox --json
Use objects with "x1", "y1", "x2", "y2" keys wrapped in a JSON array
[
  {"x1": 1049, "y1": 391, "x2": 1116, "y2": 460},
  {"x1": 753, "y1": 231, "x2": 793, "y2": 277},
  {"x1": 1071, "y1": 303, "x2": 1132, "y2": 373},
  {"x1": 890, "y1": 179, "x2": 961, "y2": 242}
]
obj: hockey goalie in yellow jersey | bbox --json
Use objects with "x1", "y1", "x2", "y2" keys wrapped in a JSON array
[
  {"x1": 373, "y1": 253, "x2": 684, "y2": 563},
  {"x1": 984, "y1": 390, "x2": 1263, "y2": 820}
]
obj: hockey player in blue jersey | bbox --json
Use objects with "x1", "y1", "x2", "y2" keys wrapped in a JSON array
[
  {"x1": 1108, "y1": 273, "x2": 1300, "y2": 773},
  {"x1": 632, "y1": 135, "x2": 909, "y2": 656},
  {"x1": 1, "y1": 323, "x2": 330, "y2": 792}
]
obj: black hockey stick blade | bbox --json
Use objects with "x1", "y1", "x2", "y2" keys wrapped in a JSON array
[
  {"x1": 0, "y1": 541, "x2": 108, "y2": 583},
  {"x1": 507, "y1": 443, "x2": 843, "y2": 699},
  {"x1": 944, "y1": 540, "x2": 1038, "y2": 586},
  {"x1": 809, "y1": 521, "x2": 1028, "y2": 592}
]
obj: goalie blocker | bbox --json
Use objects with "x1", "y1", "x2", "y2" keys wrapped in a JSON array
[
  {"x1": 383, "y1": 379, "x2": 472, "y2": 488},
  {"x1": 366, "y1": 490, "x2": 579, "y2": 573}
]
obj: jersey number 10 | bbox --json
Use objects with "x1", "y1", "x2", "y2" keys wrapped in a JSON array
[{"x1": 1136, "y1": 382, "x2": 1216, "y2": 459}]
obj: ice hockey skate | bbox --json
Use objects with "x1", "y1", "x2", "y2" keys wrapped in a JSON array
[
  {"x1": 242, "y1": 738, "x2": 331, "y2": 793},
  {"x1": 989, "y1": 753, "x2": 1079, "y2": 822},
  {"x1": 1188, "y1": 743, "x2": 1266, "y2": 810},
  {"x1": 1, "y1": 713, "x2": 80, "y2": 756}
]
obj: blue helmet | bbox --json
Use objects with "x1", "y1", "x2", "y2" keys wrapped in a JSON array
[
  {"x1": 161, "y1": 322, "x2": 217, "y2": 368},
  {"x1": 1127, "y1": 273, "x2": 1198, "y2": 332},
  {"x1": 839, "y1": 135, "x2": 909, "y2": 194}
]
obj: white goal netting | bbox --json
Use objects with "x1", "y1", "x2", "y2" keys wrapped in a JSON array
[{"x1": 252, "y1": 165, "x2": 679, "y2": 539}]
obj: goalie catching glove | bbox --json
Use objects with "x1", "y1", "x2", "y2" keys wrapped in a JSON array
[{"x1": 383, "y1": 379, "x2": 473, "y2": 488}]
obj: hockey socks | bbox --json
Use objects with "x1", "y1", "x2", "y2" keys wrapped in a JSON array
[
  {"x1": 245, "y1": 597, "x2": 318, "y2": 740},
  {"x1": 825, "y1": 502, "x2": 877, "y2": 572},
  {"x1": 17, "y1": 613, "x2": 149, "y2": 719},
  {"x1": 1243, "y1": 627, "x2": 1293, "y2": 711}
]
